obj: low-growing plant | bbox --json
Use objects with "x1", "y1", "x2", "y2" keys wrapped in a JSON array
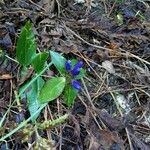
[
  {"x1": 16, "y1": 21, "x2": 86, "y2": 121},
  {"x1": 0, "y1": 21, "x2": 86, "y2": 142}
]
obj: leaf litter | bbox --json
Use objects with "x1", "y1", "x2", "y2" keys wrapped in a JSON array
[{"x1": 1, "y1": 0, "x2": 150, "y2": 149}]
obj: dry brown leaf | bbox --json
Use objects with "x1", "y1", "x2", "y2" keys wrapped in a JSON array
[
  {"x1": 97, "y1": 109, "x2": 124, "y2": 130},
  {"x1": 39, "y1": 0, "x2": 53, "y2": 13},
  {"x1": 83, "y1": 109, "x2": 124, "y2": 150},
  {"x1": 130, "y1": 133, "x2": 150, "y2": 150},
  {"x1": 0, "y1": 74, "x2": 12, "y2": 80},
  {"x1": 87, "y1": 135, "x2": 101, "y2": 150},
  {"x1": 87, "y1": 130, "x2": 124, "y2": 150},
  {"x1": 56, "y1": 39, "x2": 79, "y2": 54},
  {"x1": 18, "y1": 67, "x2": 33, "y2": 86},
  {"x1": 102, "y1": 60, "x2": 115, "y2": 74}
]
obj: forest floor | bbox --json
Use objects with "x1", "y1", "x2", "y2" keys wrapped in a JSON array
[{"x1": 0, "y1": 0, "x2": 150, "y2": 149}]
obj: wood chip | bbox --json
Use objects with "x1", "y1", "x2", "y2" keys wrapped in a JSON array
[{"x1": 0, "y1": 74, "x2": 12, "y2": 80}]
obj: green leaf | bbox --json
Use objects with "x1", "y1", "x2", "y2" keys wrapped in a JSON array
[
  {"x1": 50, "y1": 51, "x2": 66, "y2": 74},
  {"x1": 64, "y1": 84, "x2": 78, "y2": 107},
  {"x1": 27, "y1": 77, "x2": 46, "y2": 122},
  {"x1": 16, "y1": 21, "x2": 36, "y2": 66},
  {"x1": 38, "y1": 77, "x2": 66, "y2": 103},
  {"x1": 31, "y1": 52, "x2": 49, "y2": 73},
  {"x1": 71, "y1": 59, "x2": 78, "y2": 66}
]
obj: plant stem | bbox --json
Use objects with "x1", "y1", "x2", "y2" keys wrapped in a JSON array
[{"x1": 0, "y1": 62, "x2": 52, "y2": 127}]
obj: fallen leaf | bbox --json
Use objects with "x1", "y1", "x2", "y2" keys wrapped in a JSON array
[
  {"x1": 102, "y1": 60, "x2": 115, "y2": 74},
  {"x1": 115, "y1": 93, "x2": 131, "y2": 114},
  {"x1": 38, "y1": 0, "x2": 54, "y2": 13},
  {"x1": 87, "y1": 129, "x2": 124, "y2": 150},
  {"x1": 130, "y1": 133, "x2": 150, "y2": 150},
  {"x1": 0, "y1": 33, "x2": 12, "y2": 49},
  {"x1": 83, "y1": 109, "x2": 124, "y2": 150},
  {"x1": 97, "y1": 109, "x2": 124, "y2": 130},
  {"x1": 0, "y1": 74, "x2": 12, "y2": 80},
  {"x1": 18, "y1": 67, "x2": 33, "y2": 86}
]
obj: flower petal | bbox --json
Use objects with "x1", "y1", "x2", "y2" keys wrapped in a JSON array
[
  {"x1": 71, "y1": 61, "x2": 83, "y2": 76},
  {"x1": 71, "y1": 67, "x2": 80, "y2": 76},
  {"x1": 65, "y1": 60, "x2": 72, "y2": 71},
  {"x1": 71, "y1": 80, "x2": 81, "y2": 90},
  {"x1": 74, "y1": 61, "x2": 83, "y2": 69}
]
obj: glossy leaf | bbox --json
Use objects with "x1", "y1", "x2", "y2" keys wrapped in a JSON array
[
  {"x1": 31, "y1": 52, "x2": 49, "y2": 73},
  {"x1": 27, "y1": 77, "x2": 46, "y2": 122},
  {"x1": 16, "y1": 21, "x2": 36, "y2": 66},
  {"x1": 64, "y1": 84, "x2": 78, "y2": 107},
  {"x1": 38, "y1": 77, "x2": 66, "y2": 103},
  {"x1": 50, "y1": 51, "x2": 66, "y2": 74}
]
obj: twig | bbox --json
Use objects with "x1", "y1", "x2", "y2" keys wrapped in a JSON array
[
  {"x1": 0, "y1": 104, "x2": 47, "y2": 142},
  {"x1": 74, "y1": 51, "x2": 105, "y2": 82},
  {"x1": 134, "y1": 91, "x2": 150, "y2": 127},
  {"x1": 28, "y1": 0, "x2": 47, "y2": 12},
  {"x1": 0, "y1": 62, "x2": 52, "y2": 128},
  {"x1": 110, "y1": 91, "x2": 134, "y2": 150},
  {"x1": 65, "y1": 25, "x2": 113, "y2": 51},
  {"x1": 5, "y1": 55, "x2": 19, "y2": 64},
  {"x1": 81, "y1": 78, "x2": 95, "y2": 109},
  {"x1": 107, "y1": 1, "x2": 116, "y2": 17},
  {"x1": 78, "y1": 95, "x2": 103, "y2": 130},
  {"x1": 65, "y1": 26, "x2": 150, "y2": 66},
  {"x1": 103, "y1": 0, "x2": 107, "y2": 14}
]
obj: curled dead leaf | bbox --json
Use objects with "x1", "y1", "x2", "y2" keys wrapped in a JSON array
[{"x1": 102, "y1": 60, "x2": 115, "y2": 74}]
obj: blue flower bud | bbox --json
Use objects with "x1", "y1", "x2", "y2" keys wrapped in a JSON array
[
  {"x1": 74, "y1": 61, "x2": 83, "y2": 69},
  {"x1": 71, "y1": 80, "x2": 81, "y2": 90},
  {"x1": 71, "y1": 67, "x2": 80, "y2": 76},
  {"x1": 71, "y1": 61, "x2": 83, "y2": 76},
  {"x1": 65, "y1": 60, "x2": 72, "y2": 71}
]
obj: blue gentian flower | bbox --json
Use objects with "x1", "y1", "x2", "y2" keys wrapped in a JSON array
[
  {"x1": 73, "y1": 61, "x2": 83, "y2": 69},
  {"x1": 71, "y1": 61, "x2": 83, "y2": 76},
  {"x1": 71, "y1": 80, "x2": 81, "y2": 90},
  {"x1": 71, "y1": 67, "x2": 80, "y2": 76},
  {"x1": 65, "y1": 60, "x2": 72, "y2": 71},
  {"x1": 65, "y1": 60, "x2": 83, "y2": 90}
]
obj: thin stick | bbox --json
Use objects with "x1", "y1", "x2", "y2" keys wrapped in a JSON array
[
  {"x1": 110, "y1": 91, "x2": 134, "y2": 150},
  {"x1": 0, "y1": 104, "x2": 47, "y2": 142},
  {"x1": 78, "y1": 95, "x2": 103, "y2": 130},
  {"x1": 81, "y1": 78, "x2": 95, "y2": 109},
  {"x1": 66, "y1": 26, "x2": 150, "y2": 66},
  {"x1": 0, "y1": 62, "x2": 52, "y2": 127}
]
